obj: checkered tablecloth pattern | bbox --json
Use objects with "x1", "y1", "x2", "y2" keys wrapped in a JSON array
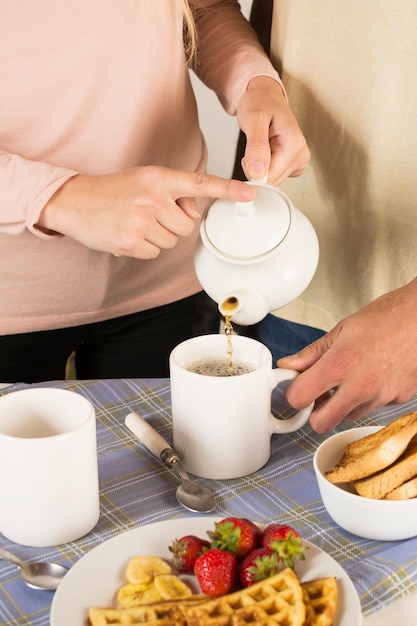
[{"x1": 1, "y1": 378, "x2": 417, "y2": 625}]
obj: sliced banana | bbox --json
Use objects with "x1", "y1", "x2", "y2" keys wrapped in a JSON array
[
  {"x1": 116, "y1": 555, "x2": 192, "y2": 609},
  {"x1": 116, "y1": 582, "x2": 163, "y2": 608},
  {"x1": 153, "y1": 574, "x2": 193, "y2": 599},
  {"x1": 125, "y1": 555, "x2": 172, "y2": 584}
]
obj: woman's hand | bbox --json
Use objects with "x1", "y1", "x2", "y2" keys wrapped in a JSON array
[
  {"x1": 277, "y1": 279, "x2": 417, "y2": 433},
  {"x1": 237, "y1": 76, "x2": 310, "y2": 185},
  {"x1": 36, "y1": 165, "x2": 256, "y2": 258}
]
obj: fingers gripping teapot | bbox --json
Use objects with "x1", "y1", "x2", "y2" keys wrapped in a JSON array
[{"x1": 194, "y1": 180, "x2": 319, "y2": 325}]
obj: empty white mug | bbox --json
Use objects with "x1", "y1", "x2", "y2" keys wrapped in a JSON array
[
  {"x1": 170, "y1": 334, "x2": 314, "y2": 479},
  {"x1": 0, "y1": 388, "x2": 100, "y2": 547}
]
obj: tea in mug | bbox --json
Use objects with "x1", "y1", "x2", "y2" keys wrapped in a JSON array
[{"x1": 186, "y1": 357, "x2": 255, "y2": 377}]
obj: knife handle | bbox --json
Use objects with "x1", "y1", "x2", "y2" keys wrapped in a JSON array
[{"x1": 125, "y1": 412, "x2": 172, "y2": 460}]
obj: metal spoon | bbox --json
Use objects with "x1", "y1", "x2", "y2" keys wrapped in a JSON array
[
  {"x1": 0, "y1": 548, "x2": 68, "y2": 590},
  {"x1": 125, "y1": 412, "x2": 216, "y2": 513}
]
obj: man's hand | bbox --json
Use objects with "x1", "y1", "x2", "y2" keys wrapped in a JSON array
[
  {"x1": 277, "y1": 279, "x2": 417, "y2": 433},
  {"x1": 237, "y1": 76, "x2": 310, "y2": 185},
  {"x1": 36, "y1": 166, "x2": 256, "y2": 257}
]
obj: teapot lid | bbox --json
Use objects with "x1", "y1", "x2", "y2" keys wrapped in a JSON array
[{"x1": 202, "y1": 183, "x2": 291, "y2": 259}]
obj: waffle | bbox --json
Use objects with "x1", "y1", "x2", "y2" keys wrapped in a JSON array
[
  {"x1": 301, "y1": 577, "x2": 338, "y2": 626},
  {"x1": 88, "y1": 595, "x2": 208, "y2": 626},
  {"x1": 88, "y1": 570, "x2": 338, "y2": 626},
  {"x1": 182, "y1": 569, "x2": 305, "y2": 626}
]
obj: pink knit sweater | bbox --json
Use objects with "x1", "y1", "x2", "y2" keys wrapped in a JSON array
[{"x1": 0, "y1": 0, "x2": 279, "y2": 333}]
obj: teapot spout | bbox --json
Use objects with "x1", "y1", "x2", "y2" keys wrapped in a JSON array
[
  {"x1": 218, "y1": 295, "x2": 241, "y2": 318},
  {"x1": 218, "y1": 291, "x2": 269, "y2": 326}
]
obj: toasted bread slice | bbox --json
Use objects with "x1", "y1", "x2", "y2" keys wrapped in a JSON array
[
  {"x1": 353, "y1": 435, "x2": 417, "y2": 499},
  {"x1": 325, "y1": 411, "x2": 417, "y2": 483},
  {"x1": 385, "y1": 475, "x2": 417, "y2": 500}
]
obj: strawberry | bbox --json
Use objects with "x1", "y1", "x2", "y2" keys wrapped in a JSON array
[
  {"x1": 207, "y1": 517, "x2": 261, "y2": 559},
  {"x1": 169, "y1": 535, "x2": 210, "y2": 573},
  {"x1": 194, "y1": 548, "x2": 238, "y2": 596},
  {"x1": 239, "y1": 547, "x2": 286, "y2": 588},
  {"x1": 261, "y1": 523, "x2": 306, "y2": 569}
]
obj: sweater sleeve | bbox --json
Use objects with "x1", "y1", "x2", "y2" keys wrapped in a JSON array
[
  {"x1": 0, "y1": 151, "x2": 78, "y2": 238},
  {"x1": 190, "y1": 0, "x2": 284, "y2": 115}
]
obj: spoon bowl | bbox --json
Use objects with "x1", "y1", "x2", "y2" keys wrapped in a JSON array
[
  {"x1": 160, "y1": 448, "x2": 217, "y2": 513},
  {"x1": 177, "y1": 480, "x2": 216, "y2": 513},
  {"x1": 125, "y1": 412, "x2": 216, "y2": 513},
  {"x1": 0, "y1": 548, "x2": 68, "y2": 590}
]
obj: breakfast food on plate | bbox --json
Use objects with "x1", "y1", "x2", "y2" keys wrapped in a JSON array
[
  {"x1": 117, "y1": 573, "x2": 193, "y2": 608},
  {"x1": 193, "y1": 547, "x2": 238, "y2": 596},
  {"x1": 239, "y1": 547, "x2": 286, "y2": 588},
  {"x1": 325, "y1": 411, "x2": 417, "y2": 489},
  {"x1": 88, "y1": 594, "x2": 208, "y2": 626},
  {"x1": 88, "y1": 570, "x2": 337, "y2": 626},
  {"x1": 169, "y1": 535, "x2": 210, "y2": 573},
  {"x1": 184, "y1": 568, "x2": 306, "y2": 625},
  {"x1": 207, "y1": 517, "x2": 262, "y2": 559},
  {"x1": 193, "y1": 518, "x2": 307, "y2": 594},
  {"x1": 125, "y1": 555, "x2": 172, "y2": 583},
  {"x1": 353, "y1": 435, "x2": 417, "y2": 499},
  {"x1": 260, "y1": 523, "x2": 306, "y2": 568},
  {"x1": 87, "y1": 518, "x2": 339, "y2": 626},
  {"x1": 302, "y1": 577, "x2": 338, "y2": 626},
  {"x1": 114, "y1": 555, "x2": 193, "y2": 609}
]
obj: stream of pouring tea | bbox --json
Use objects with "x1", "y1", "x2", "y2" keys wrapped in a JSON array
[
  {"x1": 224, "y1": 314, "x2": 233, "y2": 372},
  {"x1": 219, "y1": 296, "x2": 239, "y2": 374},
  {"x1": 220, "y1": 296, "x2": 240, "y2": 373}
]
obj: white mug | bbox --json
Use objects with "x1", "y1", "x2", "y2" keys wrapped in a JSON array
[
  {"x1": 0, "y1": 388, "x2": 100, "y2": 547},
  {"x1": 169, "y1": 334, "x2": 314, "y2": 479}
]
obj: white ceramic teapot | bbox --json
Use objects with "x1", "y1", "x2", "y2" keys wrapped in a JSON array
[{"x1": 194, "y1": 180, "x2": 319, "y2": 325}]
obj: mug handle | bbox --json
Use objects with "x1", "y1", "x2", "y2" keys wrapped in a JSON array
[{"x1": 269, "y1": 368, "x2": 313, "y2": 434}]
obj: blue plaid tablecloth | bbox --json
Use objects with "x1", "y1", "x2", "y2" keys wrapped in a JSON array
[{"x1": 1, "y1": 378, "x2": 417, "y2": 625}]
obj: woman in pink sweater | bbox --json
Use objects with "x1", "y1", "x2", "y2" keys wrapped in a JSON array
[{"x1": 0, "y1": 0, "x2": 308, "y2": 381}]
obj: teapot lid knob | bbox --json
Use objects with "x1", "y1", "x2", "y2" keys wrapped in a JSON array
[{"x1": 202, "y1": 182, "x2": 291, "y2": 259}]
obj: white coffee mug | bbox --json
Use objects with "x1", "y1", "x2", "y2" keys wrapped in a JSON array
[
  {"x1": 0, "y1": 388, "x2": 100, "y2": 547},
  {"x1": 170, "y1": 334, "x2": 314, "y2": 479}
]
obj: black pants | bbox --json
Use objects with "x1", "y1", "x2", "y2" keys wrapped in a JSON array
[{"x1": 0, "y1": 292, "x2": 220, "y2": 382}]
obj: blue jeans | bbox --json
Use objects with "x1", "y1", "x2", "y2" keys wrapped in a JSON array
[{"x1": 241, "y1": 314, "x2": 326, "y2": 366}]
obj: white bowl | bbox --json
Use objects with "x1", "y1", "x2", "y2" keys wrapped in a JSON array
[{"x1": 313, "y1": 426, "x2": 417, "y2": 541}]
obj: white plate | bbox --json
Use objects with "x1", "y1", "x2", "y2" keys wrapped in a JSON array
[{"x1": 51, "y1": 517, "x2": 362, "y2": 626}]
